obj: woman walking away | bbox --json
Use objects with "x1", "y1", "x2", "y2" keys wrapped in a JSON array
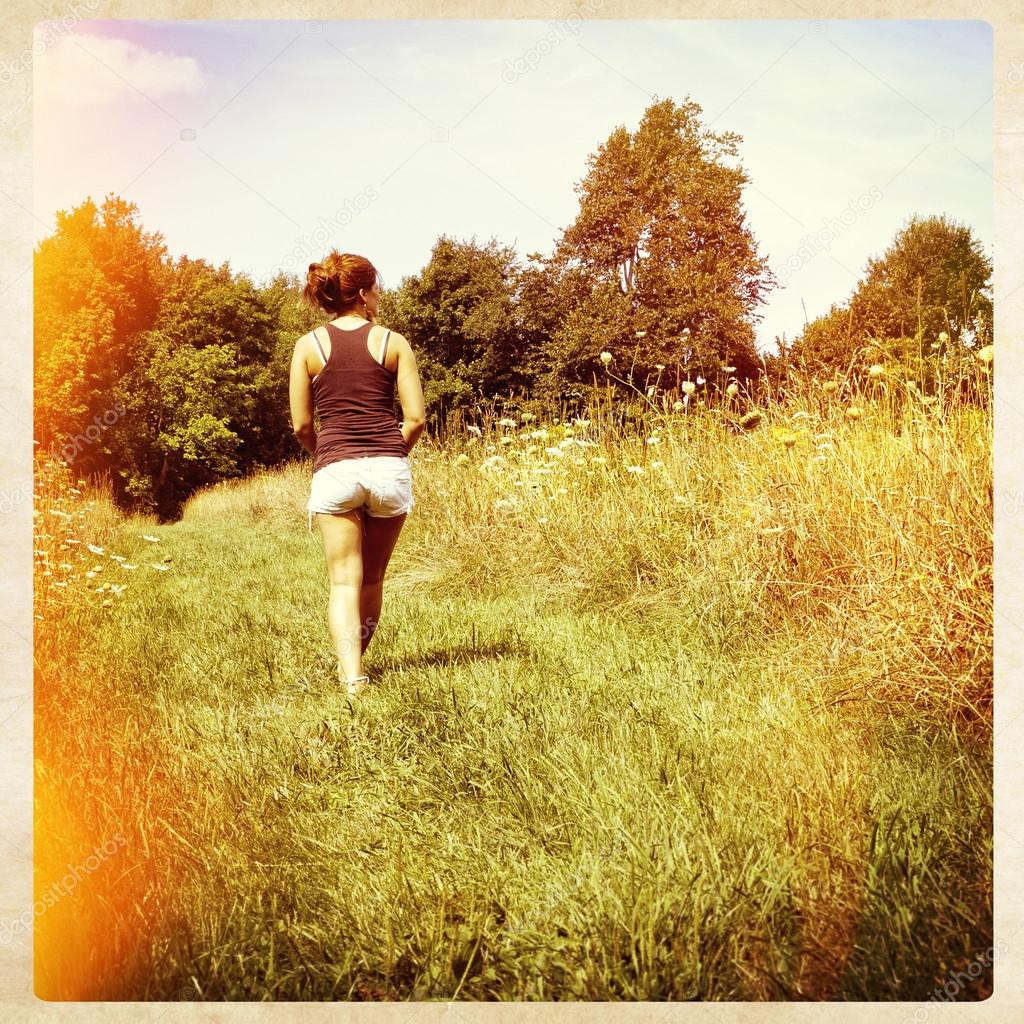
[{"x1": 289, "y1": 251, "x2": 426, "y2": 697}]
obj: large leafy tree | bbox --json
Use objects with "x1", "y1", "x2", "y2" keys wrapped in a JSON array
[
  {"x1": 791, "y1": 214, "x2": 992, "y2": 370},
  {"x1": 34, "y1": 194, "x2": 166, "y2": 465},
  {"x1": 112, "y1": 257, "x2": 285, "y2": 516},
  {"x1": 380, "y1": 236, "x2": 524, "y2": 416},
  {"x1": 855, "y1": 213, "x2": 992, "y2": 345},
  {"x1": 549, "y1": 97, "x2": 774, "y2": 388}
]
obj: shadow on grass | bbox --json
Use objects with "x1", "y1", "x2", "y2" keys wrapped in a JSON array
[{"x1": 369, "y1": 639, "x2": 528, "y2": 675}]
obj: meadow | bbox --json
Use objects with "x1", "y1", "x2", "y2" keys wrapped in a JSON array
[{"x1": 32, "y1": 364, "x2": 993, "y2": 1001}]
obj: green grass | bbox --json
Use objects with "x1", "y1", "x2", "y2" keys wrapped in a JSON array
[
  {"x1": 34, "y1": 489, "x2": 991, "y2": 1001},
  {"x1": 34, "y1": 367, "x2": 992, "y2": 1000}
]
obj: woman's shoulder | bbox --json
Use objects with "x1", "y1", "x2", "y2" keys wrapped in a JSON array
[
  {"x1": 300, "y1": 324, "x2": 327, "y2": 347},
  {"x1": 374, "y1": 324, "x2": 412, "y2": 351},
  {"x1": 294, "y1": 326, "x2": 324, "y2": 366},
  {"x1": 376, "y1": 323, "x2": 408, "y2": 342}
]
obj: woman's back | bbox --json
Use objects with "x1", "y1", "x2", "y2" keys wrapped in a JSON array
[
  {"x1": 311, "y1": 320, "x2": 408, "y2": 471},
  {"x1": 291, "y1": 248, "x2": 426, "y2": 699}
]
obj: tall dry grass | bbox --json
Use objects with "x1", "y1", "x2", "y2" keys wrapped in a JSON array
[
  {"x1": 379, "y1": 368, "x2": 992, "y2": 729},
  {"x1": 30, "y1": 357, "x2": 992, "y2": 1001}
]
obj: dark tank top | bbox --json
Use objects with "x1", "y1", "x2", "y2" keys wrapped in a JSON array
[{"x1": 311, "y1": 321, "x2": 409, "y2": 473}]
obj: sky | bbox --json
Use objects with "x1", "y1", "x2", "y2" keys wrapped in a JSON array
[{"x1": 32, "y1": 16, "x2": 994, "y2": 352}]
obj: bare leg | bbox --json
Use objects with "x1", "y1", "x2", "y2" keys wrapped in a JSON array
[
  {"x1": 360, "y1": 511, "x2": 407, "y2": 653},
  {"x1": 316, "y1": 508, "x2": 365, "y2": 684}
]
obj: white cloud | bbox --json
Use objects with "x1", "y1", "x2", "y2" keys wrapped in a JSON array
[{"x1": 34, "y1": 32, "x2": 206, "y2": 106}]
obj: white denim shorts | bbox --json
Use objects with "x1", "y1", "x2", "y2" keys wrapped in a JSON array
[{"x1": 306, "y1": 455, "x2": 414, "y2": 532}]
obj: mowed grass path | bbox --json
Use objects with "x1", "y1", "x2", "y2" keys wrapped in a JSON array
[{"x1": 36, "y1": 493, "x2": 991, "y2": 1001}]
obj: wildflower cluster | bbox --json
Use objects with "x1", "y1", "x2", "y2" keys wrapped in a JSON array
[{"x1": 33, "y1": 453, "x2": 172, "y2": 620}]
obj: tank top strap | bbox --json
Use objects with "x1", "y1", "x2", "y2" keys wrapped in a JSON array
[{"x1": 312, "y1": 328, "x2": 328, "y2": 365}]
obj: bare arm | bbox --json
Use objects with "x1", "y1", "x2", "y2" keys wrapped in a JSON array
[
  {"x1": 289, "y1": 333, "x2": 317, "y2": 456},
  {"x1": 392, "y1": 332, "x2": 426, "y2": 453}
]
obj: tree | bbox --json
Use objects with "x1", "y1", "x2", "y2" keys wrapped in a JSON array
[
  {"x1": 548, "y1": 96, "x2": 774, "y2": 390},
  {"x1": 787, "y1": 303, "x2": 860, "y2": 371},
  {"x1": 380, "y1": 236, "x2": 523, "y2": 418},
  {"x1": 111, "y1": 258, "x2": 288, "y2": 517},
  {"x1": 34, "y1": 194, "x2": 166, "y2": 463},
  {"x1": 856, "y1": 213, "x2": 992, "y2": 345},
  {"x1": 791, "y1": 214, "x2": 992, "y2": 371}
]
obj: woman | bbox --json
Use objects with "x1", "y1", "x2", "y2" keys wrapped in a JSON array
[{"x1": 289, "y1": 251, "x2": 426, "y2": 697}]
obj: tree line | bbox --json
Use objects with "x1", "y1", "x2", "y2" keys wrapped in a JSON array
[{"x1": 33, "y1": 97, "x2": 992, "y2": 520}]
